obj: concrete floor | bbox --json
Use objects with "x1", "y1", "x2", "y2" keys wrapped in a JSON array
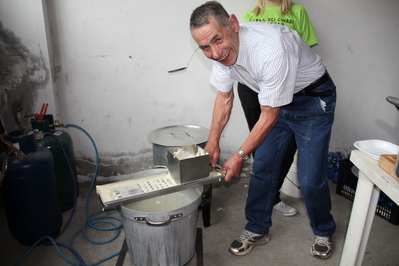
[{"x1": 2, "y1": 161, "x2": 399, "y2": 266}]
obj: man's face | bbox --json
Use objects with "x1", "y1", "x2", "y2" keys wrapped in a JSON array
[{"x1": 191, "y1": 15, "x2": 240, "y2": 67}]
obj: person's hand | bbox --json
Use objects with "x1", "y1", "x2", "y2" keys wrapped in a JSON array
[
  {"x1": 204, "y1": 142, "x2": 220, "y2": 168},
  {"x1": 221, "y1": 153, "x2": 243, "y2": 182}
]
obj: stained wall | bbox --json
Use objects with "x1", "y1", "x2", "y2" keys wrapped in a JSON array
[{"x1": 0, "y1": 0, "x2": 398, "y2": 181}]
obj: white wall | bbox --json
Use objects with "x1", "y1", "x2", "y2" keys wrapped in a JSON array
[
  {"x1": 297, "y1": 0, "x2": 399, "y2": 155},
  {"x1": 1, "y1": 0, "x2": 398, "y2": 180},
  {"x1": 43, "y1": 0, "x2": 256, "y2": 179}
]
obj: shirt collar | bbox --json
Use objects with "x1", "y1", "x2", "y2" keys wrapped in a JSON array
[{"x1": 234, "y1": 24, "x2": 249, "y2": 68}]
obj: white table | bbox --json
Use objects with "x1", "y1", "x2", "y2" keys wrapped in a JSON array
[{"x1": 339, "y1": 150, "x2": 399, "y2": 266}]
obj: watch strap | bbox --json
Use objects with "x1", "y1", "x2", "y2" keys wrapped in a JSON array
[{"x1": 237, "y1": 147, "x2": 250, "y2": 161}]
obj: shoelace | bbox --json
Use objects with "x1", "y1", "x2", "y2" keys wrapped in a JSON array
[
  {"x1": 314, "y1": 236, "x2": 330, "y2": 247},
  {"x1": 278, "y1": 202, "x2": 290, "y2": 210},
  {"x1": 238, "y1": 230, "x2": 261, "y2": 243}
]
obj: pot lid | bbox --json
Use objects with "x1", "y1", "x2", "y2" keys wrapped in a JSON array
[{"x1": 148, "y1": 125, "x2": 209, "y2": 146}]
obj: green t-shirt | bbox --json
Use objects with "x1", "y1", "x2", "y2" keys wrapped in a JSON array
[{"x1": 242, "y1": 3, "x2": 318, "y2": 46}]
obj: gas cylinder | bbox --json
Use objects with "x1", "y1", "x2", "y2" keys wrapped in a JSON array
[
  {"x1": 0, "y1": 131, "x2": 62, "y2": 246},
  {"x1": 30, "y1": 115, "x2": 79, "y2": 212}
]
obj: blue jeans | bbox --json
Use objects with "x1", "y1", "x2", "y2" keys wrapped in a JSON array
[
  {"x1": 238, "y1": 82, "x2": 298, "y2": 205},
  {"x1": 244, "y1": 72, "x2": 337, "y2": 237}
]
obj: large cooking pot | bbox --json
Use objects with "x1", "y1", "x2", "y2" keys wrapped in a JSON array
[
  {"x1": 118, "y1": 185, "x2": 203, "y2": 266},
  {"x1": 147, "y1": 125, "x2": 209, "y2": 167}
]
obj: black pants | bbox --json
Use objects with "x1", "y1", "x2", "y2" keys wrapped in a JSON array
[{"x1": 237, "y1": 82, "x2": 297, "y2": 205}]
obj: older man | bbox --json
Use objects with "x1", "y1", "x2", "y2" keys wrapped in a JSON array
[{"x1": 190, "y1": 1, "x2": 336, "y2": 260}]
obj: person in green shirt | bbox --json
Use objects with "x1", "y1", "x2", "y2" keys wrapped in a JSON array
[
  {"x1": 242, "y1": 0, "x2": 318, "y2": 46},
  {"x1": 238, "y1": 0, "x2": 318, "y2": 218}
]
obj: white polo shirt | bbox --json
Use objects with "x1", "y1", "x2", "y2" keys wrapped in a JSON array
[{"x1": 210, "y1": 22, "x2": 326, "y2": 107}]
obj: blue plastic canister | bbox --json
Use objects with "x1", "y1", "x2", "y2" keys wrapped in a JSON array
[{"x1": 0, "y1": 131, "x2": 62, "y2": 246}]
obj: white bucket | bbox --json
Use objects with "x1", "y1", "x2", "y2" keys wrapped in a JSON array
[
  {"x1": 118, "y1": 186, "x2": 203, "y2": 266},
  {"x1": 280, "y1": 162, "x2": 302, "y2": 198}
]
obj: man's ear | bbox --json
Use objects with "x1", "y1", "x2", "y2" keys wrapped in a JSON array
[{"x1": 228, "y1": 14, "x2": 240, "y2": 33}]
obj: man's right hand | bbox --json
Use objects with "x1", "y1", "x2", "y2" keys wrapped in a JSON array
[{"x1": 204, "y1": 142, "x2": 220, "y2": 168}]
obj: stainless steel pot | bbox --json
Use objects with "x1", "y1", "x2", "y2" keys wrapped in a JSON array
[
  {"x1": 147, "y1": 125, "x2": 209, "y2": 167},
  {"x1": 118, "y1": 186, "x2": 203, "y2": 266}
]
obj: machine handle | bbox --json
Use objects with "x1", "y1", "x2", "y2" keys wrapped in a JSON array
[
  {"x1": 213, "y1": 164, "x2": 225, "y2": 180},
  {"x1": 134, "y1": 213, "x2": 183, "y2": 226},
  {"x1": 215, "y1": 164, "x2": 222, "y2": 171}
]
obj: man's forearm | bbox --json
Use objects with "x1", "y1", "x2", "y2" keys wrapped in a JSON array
[
  {"x1": 240, "y1": 105, "x2": 280, "y2": 155},
  {"x1": 207, "y1": 90, "x2": 234, "y2": 145}
]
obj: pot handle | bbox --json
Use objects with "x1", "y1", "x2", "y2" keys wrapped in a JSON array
[
  {"x1": 134, "y1": 213, "x2": 183, "y2": 226},
  {"x1": 170, "y1": 130, "x2": 192, "y2": 139},
  {"x1": 151, "y1": 165, "x2": 168, "y2": 170}
]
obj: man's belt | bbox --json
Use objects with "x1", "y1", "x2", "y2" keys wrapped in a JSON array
[{"x1": 295, "y1": 71, "x2": 332, "y2": 97}]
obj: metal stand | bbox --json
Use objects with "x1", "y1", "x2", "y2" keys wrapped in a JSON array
[
  {"x1": 195, "y1": 228, "x2": 204, "y2": 266},
  {"x1": 199, "y1": 184, "x2": 212, "y2": 227},
  {"x1": 115, "y1": 238, "x2": 128, "y2": 266}
]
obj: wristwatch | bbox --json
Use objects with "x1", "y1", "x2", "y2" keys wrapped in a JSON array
[{"x1": 237, "y1": 147, "x2": 250, "y2": 161}]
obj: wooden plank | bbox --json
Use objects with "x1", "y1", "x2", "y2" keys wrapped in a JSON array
[{"x1": 379, "y1": 154, "x2": 398, "y2": 181}]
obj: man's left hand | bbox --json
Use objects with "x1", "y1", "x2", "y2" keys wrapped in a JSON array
[{"x1": 221, "y1": 153, "x2": 244, "y2": 182}]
